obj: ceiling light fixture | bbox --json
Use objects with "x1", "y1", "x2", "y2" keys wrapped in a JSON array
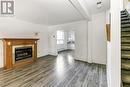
[{"x1": 97, "y1": 0, "x2": 102, "y2": 9}]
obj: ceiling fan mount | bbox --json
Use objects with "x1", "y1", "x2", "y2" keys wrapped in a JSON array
[{"x1": 97, "y1": 0, "x2": 102, "y2": 9}]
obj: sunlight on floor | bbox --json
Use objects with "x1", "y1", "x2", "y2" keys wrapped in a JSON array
[
  {"x1": 56, "y1": 55, "x2": 65, "y2": 77},
  {"x1": 68, "y1": 54, "x2": 74, "y2": 65}
]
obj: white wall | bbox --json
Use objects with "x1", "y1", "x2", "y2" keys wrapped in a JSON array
[
  {"x1": 88, "y1": 21, "x2": 93, "y2": 63},
  {"x1": 37, "y1": 31, "x2": 49, "y2": 57},
  {"x1": 124, "y1": 0, "x2": 129, "y2": 9},
  {"x1": 0, "y1": 17, "x2": 49, "y2": 68},
  {"x1": 48, "y1": 20, "x2": 88, "y2": 62},
  {"x1": 48, "y1": 29, "x2": 58, "y2": 55},
  {"x1": 49, "y1": 16, "x2": 107, "y2": 65},
  {"x1": 108, "y1": 0, "x2": 123, "y2": 86},
  {"x1": 88, "y1": 12, "x2": 107, "y2": 65},
  {"x1": 106, "y1": 10, "x2": 111, "y2": 87}
]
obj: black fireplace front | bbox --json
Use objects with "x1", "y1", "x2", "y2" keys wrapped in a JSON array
[{"x1": 15, "y1": 46, "x2": 33, "y2": 61}]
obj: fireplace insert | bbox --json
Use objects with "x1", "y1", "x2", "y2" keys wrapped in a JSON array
[{"x1": 15, "y1": 46, "x2": 33, "y2": 61}]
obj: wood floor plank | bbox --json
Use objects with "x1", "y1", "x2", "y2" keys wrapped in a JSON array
[{"x1": 0, "y1": 51, "x2": 107, "y2": 87}]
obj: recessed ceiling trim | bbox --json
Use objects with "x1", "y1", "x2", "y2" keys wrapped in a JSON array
[{"x1": 69, "y1": 0, "x2": 91, "y2": 21}]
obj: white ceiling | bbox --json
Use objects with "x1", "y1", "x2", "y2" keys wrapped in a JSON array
[
  {"x1": 15, "y1": 0, "x2": 110, "y2": 25},
  {"x1": 84, "y1": 0, "x2": 110, "y2": 14},
  {"x1": 16, "y1": 0, "x2": 84, "y2": 25}
]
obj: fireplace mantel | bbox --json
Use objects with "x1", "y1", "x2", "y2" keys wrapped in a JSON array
[
  {"x1": 1, "y1": 38, "x2": 39, "y2": 70},
  {"x1": 0, "y1": 38, "x2": 39, "y2": 40}
]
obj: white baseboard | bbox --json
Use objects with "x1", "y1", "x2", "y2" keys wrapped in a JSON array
[{"x1": 48, "y1": 52, "x2": 58, "y2": 56}]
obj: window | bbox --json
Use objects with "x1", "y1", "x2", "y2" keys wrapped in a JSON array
[
  {"x1": 68, "y1": 32, "x2": 75, "y2": 42},
  {"x1": 57, "y1": 30, "x2": 64, "y2": 44}
]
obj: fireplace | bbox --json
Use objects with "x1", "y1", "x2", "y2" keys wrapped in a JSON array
[
  {"x1": 12, "y1": 45, "x2": 33, "y2": 64},
  {"x1": 2, "y1": 38, "x2": 39, "y2": 69}
]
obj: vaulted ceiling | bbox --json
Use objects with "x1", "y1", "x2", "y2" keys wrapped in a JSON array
[{"x1": 15, "y1": 0, "x2": 110, "y2": 25}]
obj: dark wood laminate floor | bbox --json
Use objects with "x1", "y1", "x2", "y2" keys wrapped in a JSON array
[{"x1": 0, "y1": 51, "x2": 107, "y2": 87}]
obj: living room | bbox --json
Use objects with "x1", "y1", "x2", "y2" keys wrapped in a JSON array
[{"x1": 0, "y1": 0, "x2": 123, "y2": 87}]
